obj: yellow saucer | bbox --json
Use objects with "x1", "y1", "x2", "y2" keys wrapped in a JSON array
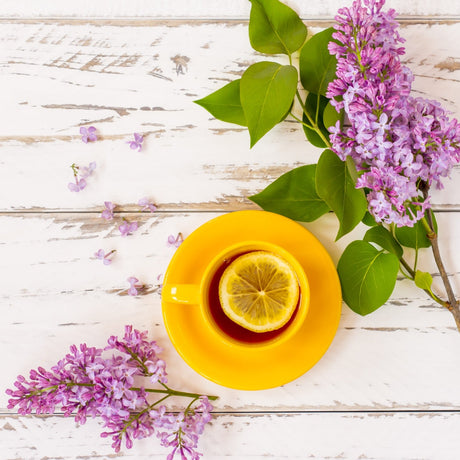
[{"x1": 161, "y1": 210, "x2": 342, "y2": 390}]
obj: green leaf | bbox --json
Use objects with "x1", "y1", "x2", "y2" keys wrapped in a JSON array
[
  {"x1": 194, "y1": 79, "x2": 246, "y2": 126},
  {"x1": 302, "y1": 92, "x2": 330, "y2": 148},
  {"x1": 362, "y1": 211, "x2": 378, "y2": 227},
  {"x1": 249, "y1": 164, "x2": 330, "y2": 222},
  {"x1": 316, "y1": 149, "x2": 367, "y2": 240},
  {"x1": 414, "y1": 270, "x2": 433, "y2": 290},
  {"x1": 241, "y1": 62, "x2": 298, "y2": 147},
  {"x1": 337, "y1": 240, "x2": 400, "y2": 315},
  {"x1": 364, "y1": 226, "x2": 404, "y2": 259},
  {"x1": 299, "y1": 27, "x2": 338, "y2": 96},
  {"x1": 345, "y1": 155, "x2": 360, "y2": 183},
  {"x1": 323, "y1": 100, "x2": 343, "y2": 132},
  {"x1": 394, "y1": 210, "x2": 438, "y2": 249},
  {"x1": 248, "y1": 0, "x2": 307, "y2": 55}
]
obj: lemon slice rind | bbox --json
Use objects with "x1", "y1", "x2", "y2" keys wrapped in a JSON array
[{"x1": 218, "y1": 251, "x2": 299, "y2": 333}]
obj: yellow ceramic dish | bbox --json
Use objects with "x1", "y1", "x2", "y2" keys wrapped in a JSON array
[{"x1": 161, "y1": 210, "x2": 342, "y2": 390}]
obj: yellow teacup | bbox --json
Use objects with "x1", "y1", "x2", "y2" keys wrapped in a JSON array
[{"x1": 162, "y1": 241, "x2": 310, "y2": 349}]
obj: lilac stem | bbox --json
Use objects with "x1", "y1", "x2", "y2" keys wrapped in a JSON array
[
  {"x1": 294, "y1": 90, "x2": 332, "y2": 148},
  {"x1": 133, "y1": 386, "x2": 218, "y2": 401}
]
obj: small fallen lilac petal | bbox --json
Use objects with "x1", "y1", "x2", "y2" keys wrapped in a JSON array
[
  {"x1": 101, "y1": 210, "x2": 113, "y2": 220},
  {"x1": 95, "y1": 249, "x2": 105, "y2": 260},
  {"x1": 167, "y1": 233, "x2": 183, "y2": 248},
  {"x1": 119, "y1": 221, "x2": 138, "y2": 237},
  {"x1": 127, "y1": 277, "x2": 140, "y2": 296},
  {"x1": 80, "y1": 126, "x2": 98, "y2": 143},
  {"x1": 127, "y1": 133, "x2": 143, "y2": 152},
  {"x1": 138, "y1": 197, "x2": 157, "y2": 213},
  {"x1": 119, "y1": 223, "x2": 129, "y2": 236},
  {"x1": 68, "y1": 178, "x2": 86, "y2": 193},
  {"x1": 101, "y1": 201, "x2": 115, "y2": 220},
  {"x1": 78, "y1": 178, "x2": 87, "y2": 190},
  {"x1": 94, "y1": 249, "x2": 115, "y2": 265},
  {"x1": 80, "y1": 127, "x2": 88, "y2": 143},
  {"x1": 80, "y1": 162, "x2": 97, "y2": 179}
]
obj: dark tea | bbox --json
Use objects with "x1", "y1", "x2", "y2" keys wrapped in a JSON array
[{"x1": 207, "y1": 252, "x2": 300, "y2": 345}]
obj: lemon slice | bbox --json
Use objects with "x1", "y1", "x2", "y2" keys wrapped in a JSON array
[{"x1": 218, "y1": 251, "x2": 299, "y2": 333}]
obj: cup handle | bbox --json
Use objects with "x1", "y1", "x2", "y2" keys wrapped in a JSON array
[{"x1": 162, "y1": 284, "x2": 200, "y2": 304}]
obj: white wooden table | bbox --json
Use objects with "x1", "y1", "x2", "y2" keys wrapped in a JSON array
[{"x1": 1, "y1": 1, "x2": 460, "y2": 459}]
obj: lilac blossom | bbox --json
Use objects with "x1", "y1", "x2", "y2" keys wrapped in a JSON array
[
  {"x1": 167, "y1": 233, "x2": 183, "y2": 248},
  {"x1": 95, "y1": 249, "x2": 116, "y2": 265},
  {"x1": 138, "y1": 197, "x2": 157, "y2": 213},
  {"x1": 127, "y1": 277, "x2": 142, "y2": 296},
  {"x1": 101, "y1": 201, "x2": 115, "y2": 220},
  {"x1": 6, "y1": 325, "x2": 216, "y2": 458},
  {"x1": 68, "y1": 178, "x2": 86, "y2": 192},
  {"x1": 127, "y1": 133, "x2": 144, "y2": 152},
  {"x1": 68, "y1": 163, "x2": 96, "y2": 193},
  {"x1": 327, "y1": 0, "x2": 460, "y2": 226},
  {"x1": 155, "y1": 396, "x2": 214, "y2": 460},
  {"x1": 119, "y1": 219, "x2": 138, "y2": 237},
  {"x1": 79, "y1": 161, "x2": 97, "y2": 179},
  {"x1": 80, "y1": 126, "x2": 97, "y2": 143}
]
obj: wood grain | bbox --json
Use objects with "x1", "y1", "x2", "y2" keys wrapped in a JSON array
[
  {"x1": 2, "y1": 0, "x2": 460, "y2": 19},
  {"x1": 1, "y1": 22, "x2": 460, "y2": 211},
  {"x1": 1, "y1": 412, "x2": 459, "y2": 459},
  {"x1": 2, "y1": 212, "x2": 459, "y2": 412},
  {"x1": 3, "y1": 4, "x2": 460, "y2": 458}
]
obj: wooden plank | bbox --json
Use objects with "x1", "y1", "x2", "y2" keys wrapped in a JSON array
[
  {"x1": 1, "y1": 412, "x2": 460, "y2": 459},
  {"x1": 1, "y1": 22, "x2": 460, "y2": 211},
  {"x1": 2, "y1": 0, "x2": 460, "y2": 19},
  {"x1": 2, "y1": 211, "x2": 460, "y2": 411},
  {"x1": 0, "y1": 139, "x2": 459, "y2": 212},
  {"x1": 0, "y1": 142, "x2": 458, "y2": 212}
]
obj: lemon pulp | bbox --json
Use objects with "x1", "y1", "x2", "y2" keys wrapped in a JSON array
[{"x1": 218, "y1": 251, "x2": 299, "y2": 333}]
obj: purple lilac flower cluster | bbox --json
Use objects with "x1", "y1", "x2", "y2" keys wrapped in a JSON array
[
  {"x1": 6, "y1": 326, "x2": 214, "y2": 459},
  {"x1": 327, "y1": 0, "x2": 460, "y2": 226}
]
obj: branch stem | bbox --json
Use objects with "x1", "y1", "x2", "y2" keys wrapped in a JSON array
[
  {"x1": 294, "y1": 90, "x2": 332, "y2": 148},
  {"x1": 418, "y1": 183, "x2": 460, "y2": 330},
  {"x1": 399, "y1": 257, "x2": 445, "y2": 306},
  {"x1": 422, "y1": 212, "x2": 460, "y2": 330},
  {"x1": 131, "y1": 386, "x2": 218, "y2": 401}
]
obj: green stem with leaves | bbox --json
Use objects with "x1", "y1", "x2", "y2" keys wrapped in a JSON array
[
  {"x1": 399, "y1": 257, "x2": 445, "y2": 305},
  {"x1": 294, "y1": 90, "x2": 332, "y2": 148}
]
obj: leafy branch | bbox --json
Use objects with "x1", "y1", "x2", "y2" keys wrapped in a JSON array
[{"x1": 195, "y1": 0, "x2": 460, "y2": 331}]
